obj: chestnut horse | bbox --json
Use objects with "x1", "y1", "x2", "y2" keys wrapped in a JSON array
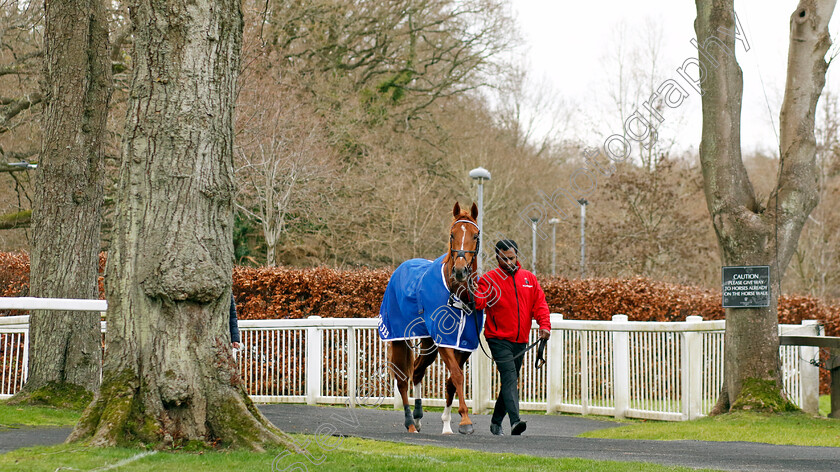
[{"x1": 379, "y1": 202, "x2": 482, "y2": 434}]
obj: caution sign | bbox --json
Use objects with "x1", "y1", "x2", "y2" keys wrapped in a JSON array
[{"x1": 722, "y1": 266, "x2": 770, "y2": 308}]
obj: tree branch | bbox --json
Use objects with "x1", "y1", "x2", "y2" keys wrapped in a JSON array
[
  {"x1": 0, "y1": 93, "x2": 43, "y2": 132},
  {"x1": 0, "y1": 209, "x2": 31, "y2": 229},
  {"x1": 775, "y1": 1, "x2": 837, "y2": 220},
  {"x1": 0, "y1": 50, "x2": 43, "y2": 77},
  {"x1": 694, "y1": 1, "x2": 760, "y2": 241}
]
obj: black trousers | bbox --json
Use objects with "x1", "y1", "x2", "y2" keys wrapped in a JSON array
[{"x1": 487, "y1": 338, "x2": 527, "y2": 427}]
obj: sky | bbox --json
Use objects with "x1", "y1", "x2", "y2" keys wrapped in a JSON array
[{"x1": 509, "y1": 0, "x2": 840, "y2": 155}]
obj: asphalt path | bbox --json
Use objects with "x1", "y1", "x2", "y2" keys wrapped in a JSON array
[
  {"x1": 259, "y1": 404, "x2": 840, "y2": 472},
  {"x1": 3, "y1": 404, "x2": 840, "y2": 471}
]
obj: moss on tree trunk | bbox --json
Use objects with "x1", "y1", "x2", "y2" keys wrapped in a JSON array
[{"x1": 7, "y1": 381, "x2": 93, "y2": 410}]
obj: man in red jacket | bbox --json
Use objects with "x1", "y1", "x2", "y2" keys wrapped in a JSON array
[{"x1": 475, "y1": 239, "x2": 551, "y2": 436}]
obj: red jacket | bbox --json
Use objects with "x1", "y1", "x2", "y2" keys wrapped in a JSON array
[{"x1": 475, "y1": 262, "x2": 551, "y2": 343}]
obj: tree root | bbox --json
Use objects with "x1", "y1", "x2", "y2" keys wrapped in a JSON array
[
  {"x1": 68, "y1": 369, "x2": 301, "y2": 452},
  {"x1": 709, "y1": 385, "x2": 730, "y2": 416}
]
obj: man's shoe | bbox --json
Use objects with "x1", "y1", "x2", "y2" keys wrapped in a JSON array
[
  {"x1": 490, "y1": 423, "x2": 504, "y2": 436},
  {"x1": 511, "y1": 421, "x2": 527, "y2": 436}
]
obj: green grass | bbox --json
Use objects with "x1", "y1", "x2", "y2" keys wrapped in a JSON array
[
  {"x1": 820, "y1": 394, "x2": 833, "y2": 417},
  {"x1": 0, "y1": 435, "x2": 723, "y2": 472},
  {"x1": 581, "y1": 410, "x2": 840, "y2": 447},
  {"x1": 0, "y1": 401, "x2": 82, "y2": 429}
]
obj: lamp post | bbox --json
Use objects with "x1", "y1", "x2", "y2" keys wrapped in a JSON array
[
  {"x1": 579, "y1": 199, "x2": 588, "y2": 278},
  {"x1": 549, "y1": 218, "x2": 559, "y2": 276},
  {"x1": 530, "y1": 217, "x2": 538, "y2": 273},
  {"x1": 468, "y1": 166, "x2": 491, "y2": 414},
  {"x1": 469, "y1": 167, "x2": 491, "y2": 275}
]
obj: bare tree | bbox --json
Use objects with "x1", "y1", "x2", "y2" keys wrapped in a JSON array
[
  {"x1": 70, "y1": 0, "x2": 296, "y2": 449},
  {"x1": 597, "y1": 18, "x2": 678, "y2": 172},
  {"x1": 0, "y1": 2, "x2": 42, "y2": 234},
  {"x1": 493, "y1": 64, "x2": 576, "y2": 157},
  {"x1": 235, "y1": 88, "x2": 334, "y2": 266},
  {"x1": 264, "y1": 0, "x2": 516, "y2": 122},
  {"x1": 694, "y1": 0, "x2": 836, "y2": 413},
  {"x1": 590, "y1": 160, "x2": 715, "y2": 284}
]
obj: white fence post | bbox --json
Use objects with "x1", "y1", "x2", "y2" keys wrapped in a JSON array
[
  {"x1": 306, "y1": 316, "x2": 322, "y2": 405},
  {"x1": 22, "y1": 327, "x2": 29, "y2": 381},
  {"x1": 800, "y1": 320, "x2": 821, "y2": 415},
  {"x1": 682, "y1": 315, "x2": 703, "y2": 420},
  {"x1": 347, "y1": 326, "x2": 357, "y2": 406},
  {"x1": 580, "y1": 331, "x2": 589, "y2": 415},
  {"x1": 471, "y1": 334, "x2": 492, "y2": 414},
  {"x1": 546, "y1": 313, "x2": 564, "y2": 414},
  {"x1": 612, "y1": 315, "x2": 629, "y2": 419}
]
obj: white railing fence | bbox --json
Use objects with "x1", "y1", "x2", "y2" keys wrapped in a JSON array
[{"x1": 0, "y1": 298, "x2": 823, "y2": 421}]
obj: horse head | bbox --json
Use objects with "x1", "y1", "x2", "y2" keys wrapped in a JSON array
[{"x1": 446, "y1": 201, "x2": 480, "y2": 285}]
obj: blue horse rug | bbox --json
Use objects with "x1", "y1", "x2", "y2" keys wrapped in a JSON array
[{"x1": 378, "y1": 254, "x2": 484, "y2": 351}]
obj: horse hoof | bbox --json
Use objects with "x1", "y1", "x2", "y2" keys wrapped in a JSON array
[
  {"x1": 415, "y1": 419, "x2": 422, "y2": 431},
  {"x1": 408, "y1": 424, "x2": 417, "y2": 433},
  {"x1": 458, "y1": 424, "x2": 474, "y2": 435}
]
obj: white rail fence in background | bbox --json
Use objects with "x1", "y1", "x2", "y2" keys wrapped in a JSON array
[{"x1": 0, "y1": 298, "x2": 823, "y2": 421}]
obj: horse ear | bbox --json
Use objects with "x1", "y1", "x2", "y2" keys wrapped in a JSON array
[
  {"x1": 471, "y1": 202, "x2": 478, "y2": 220},
  {"x1": 453, "y1": 202, "x2": 461, "y2": 217}
]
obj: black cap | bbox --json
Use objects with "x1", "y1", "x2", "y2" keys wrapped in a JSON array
[{"x1": 495, "y1": 239, "x2": 518, "y2": 254}]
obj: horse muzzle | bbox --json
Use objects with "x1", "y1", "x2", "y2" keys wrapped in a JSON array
[{"x1": 453, "y1": 267, "x2": 469, "y2": 282}]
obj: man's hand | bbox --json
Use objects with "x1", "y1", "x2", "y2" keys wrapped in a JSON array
[
  {"x1": 538, "y1": 329, "x2": 550, "y2": 340},
  {"x1": 232, "y1": 342, "x2": 241, "y2": 350}
]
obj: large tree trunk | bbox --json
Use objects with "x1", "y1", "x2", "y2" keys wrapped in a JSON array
[
  {"x1": 12, "y1": 0, "x2": 111, "y2": 403},
  {"x1": 69, "y1": 0, "x2": 296, "y2": 450},
  {"x1": 695, "y1": 0, "x2": 836, "y2": 413}
]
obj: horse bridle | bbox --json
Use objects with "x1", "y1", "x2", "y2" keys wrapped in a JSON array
[{"x1": 448, "y1": 219, "x2": 480, "y2": 279}]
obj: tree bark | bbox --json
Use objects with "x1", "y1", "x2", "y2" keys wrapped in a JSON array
[
  {"x1": 695, "y1": 0, "x2": 836, "y2": 412},
  {"x1": 12, "y1": 0, "x2": 111, "y2": 403},
  {"x1": 69, "y1": 0, "x2": 296, "y2": 450}
]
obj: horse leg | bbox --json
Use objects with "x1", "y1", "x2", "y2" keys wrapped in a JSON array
[
  {"x1": 390, "y1": 340, "x2": 417, "y2": 433},
  {"x1": 442, "y1": 373, "x2": 457, "y2": 434},
  {"x1": 442, "y1": 350, "x2": 472, "y2": 435},
  {"x1": 439, "y1": 347, "x2": 473, "y2": 435},
  {"x1": 411, "y1": 338, "x2": 437, "y2": 431}
]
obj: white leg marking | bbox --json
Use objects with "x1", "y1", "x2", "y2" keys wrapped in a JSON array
[
  {"x1": 414, "y1": 383, "x2": 422, "y2": 399},
  {"x1": 441, "y1": 406, "x2": 453, "y2": 435}
]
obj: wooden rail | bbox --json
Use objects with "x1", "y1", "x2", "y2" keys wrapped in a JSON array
[{"x1": 780, "y1": 335, "x2": 840, "y2": 419}]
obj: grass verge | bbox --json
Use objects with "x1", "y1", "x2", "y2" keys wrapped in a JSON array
[
  {"x1": 581, "y1": 410, "x2": 840, "y2": 447},
  {"x1": 0, "y1": 435, "x2": 724, "y2": 472},
  {"x1": 820, "y1": 394, "x2": 833, "y2": 417},
  {"x1": 0, "y1": 401, "x2": 82, "y2": 429}
]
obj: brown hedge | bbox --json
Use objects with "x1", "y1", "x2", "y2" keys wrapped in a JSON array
[
  {"x1": 1, "y1": 253, "x2": 837, "y2": 332},
  {"x1": 233, "y1": 265, "x2": 390, "y2": 320},
  {"x1": 541, "y1": 276, "x2": 840, "y2": 336}
]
